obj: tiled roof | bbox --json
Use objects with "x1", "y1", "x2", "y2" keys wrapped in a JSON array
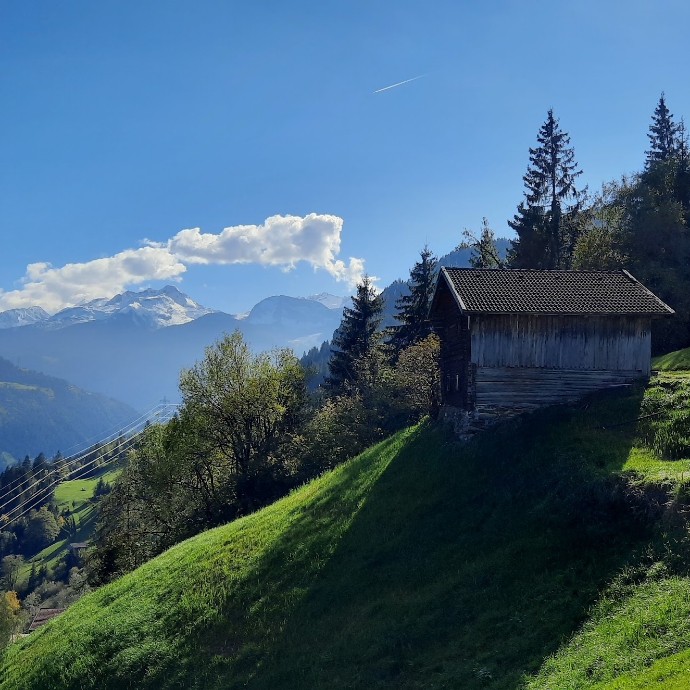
[
  {"x1": 28, "y1": 608, "x2": 66, "y2": 632},
  {"x1": 439, "y1": 268, "x2": 674, "y2": 315}
]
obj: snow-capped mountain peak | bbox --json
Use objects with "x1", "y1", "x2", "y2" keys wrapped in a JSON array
[
  {"x1": 0, "y1": 286, "x2": 217, "y2": 331},
  {"x1": 0, "y1": 306, "x2": 50, "y2": 329}
]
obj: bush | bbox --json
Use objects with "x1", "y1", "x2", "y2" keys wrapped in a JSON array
[{"x1": 639, "y1": 375, "x2": 690, "y2": 459}]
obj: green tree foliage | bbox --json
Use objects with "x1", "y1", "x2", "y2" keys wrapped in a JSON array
[
  {"x1": 388, "y1": 246, "x2": 438, "y2": 357},
  {"x1": 0, "y1": 532, "x2": 17, "y2": 560},
  {"x1": 0, "y1": 590, "x2": 21, "y2": 647},
  {"x1": 91, "y1": 478, "x2": 111, "y2": 499},
  {"x1": 509, "y1": 109, "x2": 585, "y2": 269},
  {"x1": 673, "y1": 118, "x2": 690, "y2": 217},
  {"x1": 24, "y1": 508, "x2": 59, "y2": 553},
  {"x1": 458, "y1": 218, "x2": 505, "y2": 269},
  {"x1": 91, "y1": 330, "x2": 308, "y2": 583},
  {"x1": 571, "y1": 181, "x2": 628, "y2": 270},
  {"x1": 179, "y1": 331, "x2": 307, "y2": 478},
  {"x1": 569, "y1": 95, "x2": 690, "y2": 352},
  {"x1": 646, "y1": 92, "x2": 680, "y2": 166},
  {"x1": 297, "y1": 336, "x2": 440, "y2": 477},
  {"x1": 616, "y1": 97, "x2": 690, "y2": 351},
  {"x1": 1, "y1": 555, "x2": 24, "y2": 590},
  {"x1": 327, "y1": 275, "x2": 383, "y2": 392},
  {"x1": 393, "y1": 334, "x2": 441, "y2": 420}
]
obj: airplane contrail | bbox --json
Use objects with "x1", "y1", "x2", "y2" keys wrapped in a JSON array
[{"x1": 373, "y1": 74, "x2": 426, "y2": 94}]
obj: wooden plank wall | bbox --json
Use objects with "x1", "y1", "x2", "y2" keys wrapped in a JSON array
[
  {"x1": 431, "y1": 280, "x2": 471, "y2": 408},
  {"x1": 474, "y1": 366, "x2": 643, "y2": 414},
  {"x1": 471, "y1": 315, "x2": 652, "y2": 374}
]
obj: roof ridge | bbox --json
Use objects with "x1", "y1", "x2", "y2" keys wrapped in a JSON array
[
  {"x1": 443, "y1": 267, "x2": 628, "y2": 274},
  {"x1": 435, "y1": 268, "x2": 674, "y2": 316}
]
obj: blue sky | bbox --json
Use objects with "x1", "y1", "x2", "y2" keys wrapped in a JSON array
[{"x1": 1, "y1": 0, "x2": 690, "y2": 314}]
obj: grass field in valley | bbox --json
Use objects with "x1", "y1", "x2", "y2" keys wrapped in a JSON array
[
  {"x1": 2, "y1": 369, "x2": 690, "y2": 688},
  {"x1": 16, "y1": 464, "x2": 122, "y2": 587}
]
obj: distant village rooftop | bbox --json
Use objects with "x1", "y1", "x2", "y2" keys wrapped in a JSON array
[
  {"x1": 28, "y1": 607, "x2": 66, "y2": 632},
  {"x1": 438, "y1": 268, "x2": 675, "y2": 316}
]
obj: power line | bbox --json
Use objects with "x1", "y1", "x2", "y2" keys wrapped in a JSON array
[
  {"x1": 0, "y1": 407, "x2": 178, "y2": 529},
  {"x1": 0, "y1": 403, "x2": 171, "y2": 503},
  {"x1": 0, "y1": 405, "x2": 178, "y2": 522}
]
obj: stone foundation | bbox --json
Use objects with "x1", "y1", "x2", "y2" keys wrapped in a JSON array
[{"x1": 438, "y1": 404, "x2": 523, "y2": 440}]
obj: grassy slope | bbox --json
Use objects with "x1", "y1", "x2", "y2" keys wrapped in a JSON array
[
  {"x1": 2, "y1": 379, "x2": 690, "y2": 689},
  {"x1": 652, "y1": 345, "x2": 690, "y2": 371}
]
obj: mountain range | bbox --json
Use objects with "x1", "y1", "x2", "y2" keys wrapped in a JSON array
[{"x1": 0, "y1": 292, "x2": 347, "y2": 409}]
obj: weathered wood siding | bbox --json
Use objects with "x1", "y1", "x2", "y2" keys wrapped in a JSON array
[
  {"x1": 430, "y1": 280, "x2": 471, "y2": 408},
  {"x1": 474, "y1": 367, "x2": 641, "y2": 412},
  {"x1": 471, "y1": 315, "x2": 652, "y2": 374}
]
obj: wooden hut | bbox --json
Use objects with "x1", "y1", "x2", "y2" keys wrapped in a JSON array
[{"x1": 429, "y1": 268, "x2": 674, "y2": 435}]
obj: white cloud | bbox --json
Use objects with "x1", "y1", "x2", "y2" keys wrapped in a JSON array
[
  {"x1": 0, "y1": 214, "x2": 365, "y2": 313},
  {"x1": 0, "y1": 247, "x2": 187, "y2": 313},
  {"x1": 161, "y1": 214, "x2": 364, "y2": 285}
]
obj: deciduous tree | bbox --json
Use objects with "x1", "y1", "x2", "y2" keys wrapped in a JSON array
[
  {"x1": 0, "y1": 590, "x2": 21, "y2": 647},
  {"x1": 1, "y1": 555, "x2": 23, "y2": 590}
]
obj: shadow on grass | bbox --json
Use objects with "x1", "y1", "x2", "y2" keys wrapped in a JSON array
[
  {"x1": 21, "y1": 387, "x2": 659, "y2": 690},
  {"x1": 188, "y1": 386, "x2": 659, "y2": 690}
]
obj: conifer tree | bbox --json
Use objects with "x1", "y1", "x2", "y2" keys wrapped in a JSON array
[
  {"x1": 326, "y1": 275, "x2": 383, "y2": 392},
  {"x1": 389, "y1": 246, "x2": 438, "y2": 356},
  {"x1": 646, "y1": 93, "x2": 680, "y2": 166},
  {"x1": 509, "y1": 109, "x2": 585, "y2": 269}
]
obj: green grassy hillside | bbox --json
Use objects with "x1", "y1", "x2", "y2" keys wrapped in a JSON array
[
  {"x1": 2, "y1": 378, "x2": 690, "y2": 689},
  {"x1": 652, "y1": 345, "x2": 690, "y2": 371}
]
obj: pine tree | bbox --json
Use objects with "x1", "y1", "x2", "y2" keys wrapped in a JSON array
[
  {"x1": 389, "y1": 246, "x2": 438, "y2": 356},
  {"x1": 509, "y1": 109, "x2": 585, "y2": 269},
  {"x1": 326, "y1": 275, "x2": 383, "y2": 392},
  {"x1": 646, "y1": 93, "x2": 679, "y2": 166}
]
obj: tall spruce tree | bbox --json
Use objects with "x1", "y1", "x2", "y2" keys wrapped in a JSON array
[
  {"x1": 389, "y1": 246, "x2": 438, "y2": 356},
  {"x1": 646, "y1": 93, "x2": 680, "y2": 166},
  {"x1": 326, "y1": 275, "x2": 383, "y2": 392},
  {"x1": 509, "y1": 109, "x2": 585, "y2": 269},
  {"x1": 620, "y1": 96, "x2": 690, "y2": 353}
]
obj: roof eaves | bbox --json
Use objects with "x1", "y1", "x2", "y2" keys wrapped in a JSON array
[
  {"x1": 441, "y1": 267, "x2": 468, "y2": 312},
  {"x1": 621, "y1": 269, "x2": 675, "y2": 315}
]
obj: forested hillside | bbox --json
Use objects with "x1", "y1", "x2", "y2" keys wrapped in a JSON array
[{"x1": 0, "y1": 357, "x2": 138, "y2": 464}]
